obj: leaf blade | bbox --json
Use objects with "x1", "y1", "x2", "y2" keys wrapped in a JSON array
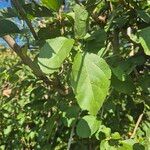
[
  {"x1": 0, "y1": 19, "x2": 20, "y2": 37},
  {"x1": 71, "y1": 53, "x2": 111, "y2": 115},
  {"x1": 74, "y1": 4, "x2": 88, "y2": 39},
  {"x1": 138, "y1": 26, "x2": 150, "y2": 56},
  {"x1": 38, "y1": 37, "x2": 74, "y2": 74}
]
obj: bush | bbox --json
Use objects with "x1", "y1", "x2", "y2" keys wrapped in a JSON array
[{"x1": 0, "y1": 0, "x2": 150, "y2": 149}]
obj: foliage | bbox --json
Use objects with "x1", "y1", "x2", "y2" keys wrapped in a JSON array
[{"x1": 0, "y1": 0, "x2": 150, "y2": 149}]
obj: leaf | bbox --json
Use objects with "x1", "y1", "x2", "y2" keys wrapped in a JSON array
[
  {"x1": 25, "y1": 100, "x2": 45, "y2": 111},
  {"x1": 84, "y1": 115, "x2": 101, "y2": 134},
  {"x1": 111, "y1": 132, "x2": 121, "y2": 140},
  {"x1": 119, "y1": 55, "x2": 146, "y2": 75},
  {"x1": 38, "y1": 37, "x2": 74, "y2": 74},
  {"x1": 86, "y1": 0, "x2": 101, "y2": 12},
  {"x1": 76, "y1": 115, "x2": 101, "y2": 138},
  {"x1": 97, "y1": 125, "x2": 111, "y2": 138},
  {"x1": 138, "y1": 26, "x2": 150, "y2": 56},
  {"x1": 4, "y1": 125, "x2": 12, "y2": 135},
  {"x1": 138, "y1": 72, "x2": 150, "y2": 94},
  {"x1": 86, "y1": 0, "x2": 97, "y2": 6},
  {"x1": 133, "y1": 143, "x2": 145, "y2": 150},
  {"x1": 118, "y1": 139, "x2": 136, "y2": 150},
  {"x1": 65, "y1": 105, "x2": 80, "y2": 118},
  {"x1": 0, "y1": 3, "x2": 53, "y2": 19},
  {"x1": 61, "y1": 116, "x2": 74, "y2": 127},
  {"x1": 113, "y1": 15, "x2": 129, "y2": 29},
  {"x1": 45, "y1": 114, "x2": 58, "y2": 139},
  {"x1": 111, "y1": 55, "x2": 146, "y2": 81},
  {"x1": 111, "y1": 75, "x2": 136, "y2": 94},
  {"x1": 111, "y1": 66, "x2": 126, "y2": 81},
  {"x1": 76, "y1": 119, "x2": 91, "y2": 138},
  {"x1": 38, "y1": 25, "x2": 61, "y2": 40},
  {"x1": 100, "y1": 140, "x2": 117, "y2": 150},
  {"x1": 8, "y1": 74, "x2": 19, "y2": 83},
  {"x1": 23, "y1": 3, "x2": 53, "y2": 18},
  {"x1": 85, "y1": 29, "x2": 107, "y2": 53},
  {"x1": 71, "y1": 53, "x2": 111, "y2": 115},
  {"x1": 41, "y1": 0, "x2": 63, "y2": 11},
  {"x1": 0, "y1": 7, "x2": 17, "y2": 19},
  {"x1": 0, "y1": 19, "x2": 20, "y2": 37},
  {"x1": 74, "y1": 4, "x2": 88, "y2": 39},
  {"x1": 137, "y1": 10, "x2": 150, "y2": 23}
]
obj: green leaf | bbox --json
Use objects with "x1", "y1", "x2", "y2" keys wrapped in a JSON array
[
  {"x1": 138, "y1": 26, "x2": 150, "y2": 56},
  {"x1": 86, "y1": 0, "x2": 102, "y2": 12},
  {"x1": 61, "y1": 116, "x2": 75, "y2": 127},
  {"x1": 133, "y1": 143, "x2": 145, "y2": 150},
  {"x1": 113, "y1": 15, "x2": 129, "y2": 29},
  {"x1": 118, "y1": 139, "x2": 136, "y2": 150},
  {"x1": 86, "y1": 0, "x2": 97, "y2": 6},
  {"x1": 76, "y1": 115, "x2": 101, "y2": 138},
  {"x1": 119, "y1": 55, "x2": 146, "y2": 75},
  {"x1": 111, "y1": 75, "x2": 136, "y2": 94},
  {"x1": 38, "y1": 25, "x2": 61, "y2": 40},
  {"x1": 138, "y1": 72, "x2": 150, "y2": 94},
  {"x1": 0, "y1": 8, "x2": 17, "y2": 19},
  {"x1": 71, "y1": 53, "x2": 111, "y2": 115},
  {"x1": 23, "y1": 3, "x2": 53, "y2": 18},
  {"x1": 0, "y1": 3, "x2": 53, "y2": 19},
  {"x1": 111, "y1": 55, "x2": 146, "y2": 81},
  {"x1": 111, "y1": 132, "x2": 121, "y2": 140},
  {"x1": 0, "y1": 19, "x2": 20, "y2": 37},
  {"x1": 76, "y1": 119, "x2": 91, "y2": 138},
  {"x1": 4, "y1": 125, "x2": 12, "y2": 135},
  {"x1": 0, "y1": 145, "x2": 5, "y2": 150},
  {"x1": 111, "y1": 66, "x2": 126, "y2": 81},
  {"x1": 74, "y1": 4, "x2": 88, "y2": 39},
  {"x1": 8, "y1": 74, "x2": 19, "y2": 84},
  {"x1": 84, "y1": 115, "x2": 101, "y2": 134},
  {"x1": 100, "y1": 140, "x2": 118, "y2": 150},
  {"x1": 97, "y1": 125, "x2": 111, "y2": 138},
  {"x1": 66, "y1": 105, "x2": 80, "y2": 118},
  {"x1": 38, "y1": 37, "x2": 74, "y2": 74},
  {"x1": 45, "y1": 114, "x2": 58, "y2": 139},
  {"x1": 137, "y1": 10, "x2": 150, "y2": 23},
  {"x1": 41, "y1": 0, "x2": 62, "y2": 11},
  {"x1": 85, "y1": 29, "x2": 107, "y2": 53}
]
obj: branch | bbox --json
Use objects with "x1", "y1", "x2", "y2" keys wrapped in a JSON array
[
  {"x1": 67, "y1": 122, "x2": 76, "y2": 150},
  {"x1": 67, "y1": 112, "x2": 81, "y2": 150},
  {"x1": 3, "y1": 35, "x2": 51, "y2": 85},
  {"x1": 130, "y1": 113, "x2": 144, "y2": 138},
  {"x1": 112, "y1": 28, "x2": 119, "y2": 53},
  {"x1": 3, "y1": 35, "x2": 71, "y2": 95},
  {"x1": 12, "y1": 0, "x2": 38, "y2": 40}
]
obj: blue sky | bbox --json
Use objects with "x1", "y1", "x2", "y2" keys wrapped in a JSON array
[
  {"x1": 0, "y1": 0, "x2": 31, "y2": 47},
  {"x1": 0, "y1": 1, "x2": 12, "y2": 47},
  {"x1": 0, "y1": 0, "x2": 11, "y2": 8}
]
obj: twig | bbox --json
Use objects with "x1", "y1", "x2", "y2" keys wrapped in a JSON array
[
  {"x1": 112, "y1": 28, "x2": 119, "y2": 53},
  {"x1": 3, "y1": 35, "x2": 51, "y2": 85},
  {"x1": 58, "y1": 5, "x2": 65, "y2": 35},
  {"x1": 12, "y1": 0, "x2": 38, "y2": 40},
  {"x1": 109, "y1": 1, "x2": 113, "y2": 11},
  {"x1": 67, "y1": 112, "x2": 81, "y2": 150},
  {"x1": 101, "y1": 42, "x2": 111, "y2": 57},
  {"x1": 67, "y1": 122, "x2": 76, "y2": 150},
  {"x1": 130, "y1": 113, "x2": 144, "y2": 138}
]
